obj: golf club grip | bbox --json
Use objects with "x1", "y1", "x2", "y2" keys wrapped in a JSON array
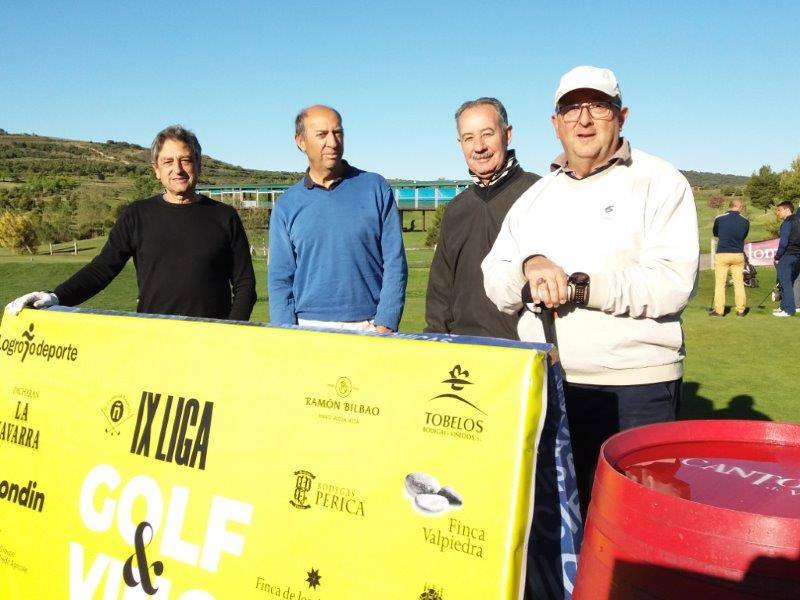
[{"x1": 541, "y1": 309, "x2": 558, "y2": 347}]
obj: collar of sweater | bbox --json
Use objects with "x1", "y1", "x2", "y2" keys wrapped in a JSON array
[
  {"x1": 303, "y1": 161, "x2": 355, "y2": 191},
  {"x1": 551, "y1": 138, "x2": 631, "y2": 179},
  {"x1": 470, "y1": 149, "x2": 519, "y2": 188},
  {"x1": 471, "y1": 162, "x2": 524, "y2": 201}
]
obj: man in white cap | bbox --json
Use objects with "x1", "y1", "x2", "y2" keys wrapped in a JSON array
[{"x1": 482, "y1": 66, "x2": 699, "y2": 517}]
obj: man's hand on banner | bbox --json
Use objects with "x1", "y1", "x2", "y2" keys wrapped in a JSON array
[{"x1": 5, "y1": 292, "x2": 60, "y2": 316}]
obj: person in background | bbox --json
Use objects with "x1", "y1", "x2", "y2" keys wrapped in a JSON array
[
  {"x1": 710, "y1": 198, "x2": 749, "y2": 317},
  {"x1": 6, "y1": 125, "x2": 256, "y2": 321},
  {"x1": 425, "y1": 97, "x2": 539, "y2": 338},
  {"x1": 773, "y1": 200, "x2": 800, "y2": 317},
  {"x1": 268, "y1": 105, "x2": 407, "y2": 332}
]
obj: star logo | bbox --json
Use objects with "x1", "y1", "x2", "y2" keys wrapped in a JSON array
[{"x1": 306, "y1": 567, "x2": 321, "y2": 589}]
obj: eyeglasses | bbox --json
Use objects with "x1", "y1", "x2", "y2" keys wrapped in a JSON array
[{"x1": 556, "y1": 101, "x2": 620, "y2": 123}]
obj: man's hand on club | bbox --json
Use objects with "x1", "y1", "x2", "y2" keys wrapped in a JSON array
[
  {"x1": 5, "y1": 292, "x2": 59, "y2": 316},
  {"x1": 523, "y1": 256, "x2": 569, "y2": 309}
]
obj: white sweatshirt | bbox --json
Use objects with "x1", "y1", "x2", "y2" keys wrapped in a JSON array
[{"x1": 481, "y1": 148, "x2": 699, "y2": 385}]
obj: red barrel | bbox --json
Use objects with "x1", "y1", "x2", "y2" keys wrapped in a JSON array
[{"x1": 574, "y1": 420, "x2": 800, "y2": 599}]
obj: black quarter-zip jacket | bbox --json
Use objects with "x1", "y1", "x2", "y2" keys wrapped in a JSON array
[{"x1": 425, "y1": 165, "x2": 540, "y2": 339}]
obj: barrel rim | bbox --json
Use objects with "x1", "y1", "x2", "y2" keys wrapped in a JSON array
[{"x1": 595, "y1": 419, "x2": 800, "y2": 523}]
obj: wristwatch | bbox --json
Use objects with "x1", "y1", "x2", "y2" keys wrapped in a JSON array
[{"x1": 568, "y1": 272, "x2": 590, "y2": 306}]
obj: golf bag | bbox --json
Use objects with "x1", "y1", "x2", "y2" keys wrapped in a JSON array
[
  {"x1": 742, "y1": 254, "x2": 758, "y2": 288},
  {"x1": 727, "y1": 253, "x2": 759, "y2": 288}
]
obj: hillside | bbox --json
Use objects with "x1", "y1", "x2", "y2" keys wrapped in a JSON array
[
  {"x1": 0, "y1": 131, "x2": 300, "y2": 246},
  {"x1": 0, "y1": 130, "x2": 750, "y2": 188},
  {"x1": 0, "y1": 131, "x2": 302, "y2": 185},
  {"x1": 0, "y1": 129, "x2": 756, "y2": 249},
  {"x1": 680, "y1": 170, "x2": 748, "y2": 188}
]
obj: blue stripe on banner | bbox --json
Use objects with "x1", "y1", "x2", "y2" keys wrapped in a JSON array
[{"x1": 526, "y1": 359, "x2": 582, "y2": 599}]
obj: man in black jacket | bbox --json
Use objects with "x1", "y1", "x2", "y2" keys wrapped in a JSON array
[
  {"x1": 5, "y1": 125, "x2": 257, "y2": 321},
  {"x1": 711, "y1": 198, "x2": 750, "y2": 317},
  {"x1": 425, "y1": 98, "x2": 539, "y2": 338},
  {"x1": 774, "y1": 201, "x2": 800, "y2": 317}
]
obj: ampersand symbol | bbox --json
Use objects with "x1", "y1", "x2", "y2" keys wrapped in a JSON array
[{"x1": 122, "y1": 521, "x2": 164, "y2": 595}]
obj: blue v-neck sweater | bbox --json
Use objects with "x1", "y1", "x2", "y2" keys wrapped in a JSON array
[{"x1": 268, "y1": 166, "x2": 407, "y2": 329}]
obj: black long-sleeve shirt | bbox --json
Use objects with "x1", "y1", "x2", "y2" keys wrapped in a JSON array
[
  {"x1": 54, "y1": 195, "x2": 257, "y2": 320},
  {"x1": 425, "y1": 166, "x2": 539, "y2": 339}
]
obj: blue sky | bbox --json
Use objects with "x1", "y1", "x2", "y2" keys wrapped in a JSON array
[{"x1": 2, "y1": 1, "x2": 798, "y2": 180}]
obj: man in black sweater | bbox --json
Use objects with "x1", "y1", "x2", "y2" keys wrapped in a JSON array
[
  {"x1": 711, "y1": 198, "x2": 750, "y2": 317},
  {"x1": 425, "y1": 98, "x2": 539, "y2": 338},
  {"x1": 6, "y1": 125, "x2": 257, "y2": 321}
]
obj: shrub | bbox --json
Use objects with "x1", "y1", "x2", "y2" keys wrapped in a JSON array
[
  {"x1": 745, "y1": 165, "x2": 780, "y2": 212},
  {"x1": 720, "y1": 186, "x2": 740, "y2": 196},
  {"x1": 130, "y1": 173, "x2": 160, "y2": 200},
  {"x1": 0, "y1": 211, "x2": 40, "y2": 254},
  {"x1": 425, "y1": 204, "x2": 447, "y2": 248},
  {"x1": 75, "y1": 194, "x2": 114, "y2": 238},
  {"x1": 765, "y1": 211, "x2": 783, "y2": 238}
]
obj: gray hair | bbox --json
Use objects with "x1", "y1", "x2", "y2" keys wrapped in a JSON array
[
  {"x1": 454, "y1": 97, "x2": 509, "y2": 129},
  {"x1": 150, "y1": 125, "x2": 202, "y2": 165},
  {"x1": 294, "y1": 105, "x2": 343, "y2": 137}
]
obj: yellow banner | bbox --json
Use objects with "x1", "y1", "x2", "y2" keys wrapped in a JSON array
[{"x1": 0, "y1": 308, "x2": 546, "y2": 599}]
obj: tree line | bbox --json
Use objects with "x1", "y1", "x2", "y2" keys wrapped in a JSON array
[{"x1": 744, "y1": 157, "x2": 800, "y2": 213}]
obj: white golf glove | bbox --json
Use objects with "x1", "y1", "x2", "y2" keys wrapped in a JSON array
[{"x1": 5, "y1": 292, "x2": 60, "y2": 316}]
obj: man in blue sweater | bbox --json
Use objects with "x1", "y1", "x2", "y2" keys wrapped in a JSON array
[
  {"x1": 711, "y1": 198, "x2": 750, "y2": 317},
  {"x1": 268, "y1": 105, "x2": 407, "y2": 331},
  {"x1": 774, "y1": 201, "x2": 800, "y2": 317}
]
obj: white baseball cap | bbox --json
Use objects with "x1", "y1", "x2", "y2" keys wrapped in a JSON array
[{"x1": 554, "y1": 66, "x2": 621, "y2": 108}]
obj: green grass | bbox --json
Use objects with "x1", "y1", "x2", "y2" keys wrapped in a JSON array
[
  {"x1": 0, "y1": 237, "x2": 110, "y2": 263},
  {"x1": 1, "y1": 226, "x2": 797, "y2": 424},
  {"x1": 680, "y1": 268, "x2": 797, "y2": 422}
]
